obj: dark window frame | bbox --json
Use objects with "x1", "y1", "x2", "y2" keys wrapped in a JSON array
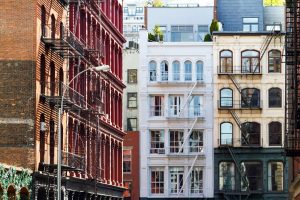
[
  {"x1": 241, "y1": 88, "x2": 260, "y2": 108},
  {"x1": 269, "y1": 122, "x2": 282, "y2": 146},
  {"x1": 127, "y1": 69, "x2": 137, "y2": 83},
  {"x1": 127, "y1": 118, "x2": 137, "y2": 131},
  {"x1": 268, "y1": 50, "x2": 281, "y2": 73},
  {"x1": 220, "y1": 50, "x2": 233, "y2": 73},
  {"x1": 219, "y1": 161, "x2": 236, "y2": 191},
  {"x1": 241, "y1": 122, "x2": 261, "y2": 146},
  {"x1": 220, "y1": 88, "x2": 233, "y2": 107},
  {"x1": 267, "y1": 161, "x2": 284, "y2": 191},
  {"x1": 240, "y1": 161, "x2": 263, "y2": 191},
  {"x1": 220, "y1": 122, "x2": 233, "y2": 146},
  {"x1": 268, "y1": 87, "x2": 282, "y2": 108},
  {"x1": 241, "y1": 50, "x2": 260, "y2": 73},
  {"x1": 127, "y1": 92, "x2": 137, "y2": 108}
]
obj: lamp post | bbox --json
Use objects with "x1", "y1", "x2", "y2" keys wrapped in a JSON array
[{"x1": 57, "y1": 65, "x2": 110, "y2": 200}]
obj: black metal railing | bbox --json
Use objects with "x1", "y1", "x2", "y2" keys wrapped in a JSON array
[
  {"x1": 61, "y1": 151, "x2": 85, "y2": 171},
  {"x1": 218, "y1": 100, "x2": 263, "y2": 109}
]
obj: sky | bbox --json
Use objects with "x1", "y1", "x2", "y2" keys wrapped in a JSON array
[{"x1": 123, "y1": 0, "x2": 214, "y2": 6}]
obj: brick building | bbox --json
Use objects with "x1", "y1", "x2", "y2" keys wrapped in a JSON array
[{"x1": 0, "y1": 0, "x2": 125, "y2": 199}]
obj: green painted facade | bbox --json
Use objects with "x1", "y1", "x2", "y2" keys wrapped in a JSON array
[
  {"x1": 214, "y1": 148, "x2": 289, "y2": 200},
  {"x1": 0, "y1": 165, "x2": 32, "y2": 200}
]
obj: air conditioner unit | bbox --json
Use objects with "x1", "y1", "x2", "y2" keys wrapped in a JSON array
[{"x1": 40, "y1": 122, "x2": 47, "y2": 132}]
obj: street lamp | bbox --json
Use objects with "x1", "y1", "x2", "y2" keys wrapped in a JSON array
[{"x1": 57, "y1": 65, "x2": 110, "y2": 200}]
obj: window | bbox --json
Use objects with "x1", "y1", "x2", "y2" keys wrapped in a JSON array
[
  {"x1": 169, "y1": 130, "x2": 184, "y2": 153},
  {"x1": 136, "y1": 7, "x2": 143, "y2": 13},
  {"x1": 190, "y1": 167, "x2": 203, "y2": 193},
  {"x1": 51, "y1": 14, "x2": 56, "y2": 39},
  {"x1": 268, "y1": 50, "x2": 281, "y2": 73},
  {"x1": 220, "y1": 122, "x2": 233, "y2": 146},
  {"x1": 268, "y1": 162, "x2": 283, "y2": 191},
  {"x1": 123, "y1": 7, "x2": 128, "y2": 13},
  {"x1": 149, "y1": 61, "x2": 157, "y2": 81},
  {"x1": 171, "y1": 25, "x2": 194, "y2": 42},
  {"x1": 269, "y1": 88, "x2": 282, "y2": 108},
  {"x1": 241, "y1": 161, "x2": 262, "y2": 191},
  {"x1": 220, "y1": 88, "x2": 233, "y2": 107},
  {"x1": 128, "y1": 7, "x2": 136, "y2": 16},
  {"x1": 269, "y1": 122, "x2": 282, "y2": 146},
  {"x1": 241, "y1": 122, "x2": 261, "y2": 146},
  {"x1": 241, "y1": 88, "x2": 260, "y2": 108},
  {"x1": 150, "y1": 130, "x2": 165, "y2": 154},
  {"x1": 189, "y1": 95, "x2": 202, "y2": 117},
  {"x1": 127, "y1": 118, "x2": 137, "y2": 131},
  {"x1": 172, "y1": 61, "x2": 180, "y2": 81},
  {"x1": 170, "y1": 167, "x2": 184, "y2": 194},
  {"x1": 50, "y1": 62, "x2": 56, "y2": 96},
  {"x1": 150, "y1": 96, "x2": 164, "y2": 116},
  {"x1": 241, "y1": 50, "x2": 260, "y2": 73},
  {"x1": 60, "y1": 22, "x2": 64, "y2": 39},
  {"x1": 39, "y1": 114, "x2": 45, "y2": 163},
  {"x1": 198, "y1": 25, "x2": 209, "y2": 41},
  {"x1": 184, "y1": 61, "x2": 192, "y2": 81},
  {"x1": 41, "y1": 6, "x2": 46, "y2": 37},
  {"x1": 50, "y1": 120, "x2": 55, "y2": 164},
  {"x1": 219, "y1": 162, "x2": 235, "y2": 191},
  {"x1": 161, "y1": 60, "x2": 168, "y2": 81},
  {"x1": 123, "y1": 148, "x2": 132, "y2": 173},
  {"x1": 266, "y1": 24, "x2": 281, "y2": 31},
  {"x1": 127, "y1": 93, "x2": 137, "y2": 108},
  {"x1": 243, "y1": 17, "x2": 259, "y2": 32},
  {"x1": 220, "y1": 50, "x2": 233, "y2": 73},
  {"x1": 169, "y1": 95, "x2": 182, "y2": 117},
  {"x1": 196, "y1": 61, "x2": 203, "y2": 80},
  {"x1": 159, "y1": 26, "x2": 167, "y2": 41},
  {"x1": 151, "y1": 167, "x2": 164, "y2": 194},
  {"x1": 189, "y1": 130, "x2": 203, "y2": 152},
  {"x1": 128, "y1": 69, "x2": 137, "y2": 83},
  {"x1": 40, "y1": 54, "x2": 46, "y2": 94}
]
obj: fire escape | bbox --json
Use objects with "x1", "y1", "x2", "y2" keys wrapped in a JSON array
[
  {"x1": 40, "y1": 0, "x2": 105, "y2": 178},
  {"x1": 285, "y1": 0, "x2": 300, "y2": 156},
  {"x1": 217, "y1": 26, "x2": 282, "y2": 200}
]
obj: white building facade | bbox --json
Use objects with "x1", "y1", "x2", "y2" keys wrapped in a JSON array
[{"x1": 138, "y1": 6, "x2": 214, "y2": 199}]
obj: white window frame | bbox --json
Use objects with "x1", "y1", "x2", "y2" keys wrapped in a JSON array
[
  {"x1": 184, "y1": 61, "x2": 192, "y2": 81},
  {"x1": 150, "y1": 167, "x2": 165, "y2": 194},
  {"x1": 189, "y1": 95, "x2": 202, "y2": 117},
  {"x1": 169, "y1": 95, "x2": 183, "y2": 117},
  {"x1": 150, "y1": 130, "x2": 165, "y2": 154},
  {"x1": 190, "y1": 167, "x2": 203, "y2": 194},
  {"x1": 169, "y1": 130, "x2": 184, "y2": 153},
  {"x1": 170, "y1": 167, "x2": 184, "y2": 194},
  {"x1": 150, "y1": 95, "x2": 164, "y2": 116}
]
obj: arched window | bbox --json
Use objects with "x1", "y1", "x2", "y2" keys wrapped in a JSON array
[
  {"x1": 241, "y1": 50, "x2": 260, "y2": 73},
  {"x1": 60, "y1": 22, "x2": 64, "y2": 39},
  {"x1": 41, "y1": 5, "x2": 46, "y2": 37},
  {"x1": 184, "y1": 60, "x2": 192, "y2": 81},
  {"x1": 51, "y1": 14, "x2": 56, "y2": 39},
  {"x1": 7, "y1": 185, "x2": 16, "y2": 200},
  {"x1": 50, "y1": 119, "x2": 55, "y2": 164},
  {"x1": 196, "y1": 61, "x2": 203, "y2": 80},
  {"x1": 40, "y1": 114, "x2": 45, "y2": 163},
  {"x1": 20, "y1": 187, "x2": 29, "y2": 200},
  {"x1": 59, "y1": 68, "x2": 64, "y2": 96},
  {"x1": 160, "y1": 60, "x2": 168, "y2": 81},
  {"x1": 149, "y1": 61, "x2": 157, "y2": 81},
  {"x1": 268, "y1": 50, "x2": 281, "y2": 73},
  {"x1": 0, "y1": 185, "x2": 3, "y2": 198},
  {"x1": 220, "y1": 122, "x2": 233, "y2": 145},
  {"x1": 219, "y1": 162, "x2": 235, "y2": 191},
  {"x1": 50, "y1": 62, "x2": 55, "y2": 96},
  {"x1": 241, "y1": 88, "x2": 260, "y2": 108},
  {"x1": 241, "y1": 122, "x2": 260, "y2": 146},
  {"x1": 269, "y1": 122, "x2": 282, "y2": 146},
  {"x1": 220, "y1": 88, "x2": 233, "y2": 107},
  {"x1": 269, "y1": 88, "x2": 282, "y2": 108},
  {"x1": 172, "y1": 61, "x2": 180, "y2": 81},
  {"x1": 40, "y1": 54, "x2": 45, "y2": 94},
  {"x1": 220, "y1": 50, "x2": 233, "y2": 73}
]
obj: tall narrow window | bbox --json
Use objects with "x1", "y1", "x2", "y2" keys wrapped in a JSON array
[
  {"x1": 220, "y1": 122, "x2": 233, "y2": 145},
  {"x1": 60, "y1": 22, "x2": 64, "y2": 39},
  {"x1": 169, "y1": 130, "x2": 184, "y2": 153},
  {"x1": 149, "y1": 61, "x2": 157, "y2": 81},
  {"x1": 51, "y1": 14, "x2": 56, "y2": 39},
  {"x1": 127, "y1": 118, "x2": 137, "y2": 131},
  {"x1": 59, "y1": 68, "x2": 63, "y2": 96},
  {"x1": 170, "y1": 167, "x2": 184, "y2": 193},
  {"x1": 40, "y1": 114, "x2": 45, "y2": 163},
  {"x1": 220, "y1": 50, "x2": 233, "y2": 73},
  {"x1": 127, "y1": 93, "x2": 137, "y2": 108},
  {"x1": 40, "y1": 54, "x2": 45, "y2": 94},
  {"x1": 190, "y1": 167, "x2": 203, "y2": 193},
  {"x1": 241, "y1": 88, "x2": 260, "y2": 108},
  {"x1": 150, "y1": 130, "x2": 165, "y2": 154},
  {"x1": 184, "y1": 61, "x2": 192, "y2": 81},
  {"x1": 127, "y1": 69, "x2": 137, "y2": 83},
  {"x1": 50, "y1": 120, "x2": 55, "y2": 164},
  {"x1": 241, "y1": 122, "x2": 261, "y2": 146},
  {"x1": 123, "y1": 148, "x2": 132, "y2": 173},
  {"x1": 189, "y1": 130, "x2": 203, "y2": 152},
  {"x1": 268, "y1": 162, "x2": 283, "y2": 191},
  {"x1": 241, "y1": 162, "x2": 262, "y2": 191},
  {"x1": 241, "y1": 50, "x2": 260, "y2": 73},
  {"x1": 219, "y1": 162, "x2": 235, "y2": 191},
  {"x1": 269, "y1": 122, "x2": 282, "y2": 146},
  {"x1": 151, "y1": 168, "x2": 164, "y2": 194},
  {"x1": 161, "y1": 60, "x2": 168, "y2": 81},
  {"x1": 50, "y1": 62, "x2": 55, "y2": 96},
  {"x1": 198, "y1": 25, "x2": 209, "y2": 41},
  {"x1": 172, "y1": 61, "x2": 180, "y2": 81},
  {"x1": 41, "y1": 6, "x2": 46, "y2": 37},
  {"x1": 269, "y1": 88, "x2": 282, "y2": 108},
  {"x1": 268, "y1": 50, "x2": 281, "y2": 73},
  {"x1": 196, "y1": 61, "x2": 203, "y2": 80},
  {"x1": 150, "y1": 96, "x2": 164, "y2": 116},
  {"x1": 189, "y1": 95, "x2": 201, "y2": 117},
  {"x1": 169, "y1": 95, "x2": 182, "y2": 117},
  {"x1": 220, "y1": 88, "x2": 233, "y2": 107}
]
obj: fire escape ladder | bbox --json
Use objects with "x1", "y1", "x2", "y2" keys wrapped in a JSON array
[
  {"x1": 229, "y1": 110, "x2": 250, "y2": 145},
  {"x1": 227, "y1": 74, "x2": 249, "y2": 106},
  {"x1": 178, "y1": 82, "x2": 198, "y2": 117},
  {"x1": 177, "y1": 117, "x2": 198, "y2": 154}
]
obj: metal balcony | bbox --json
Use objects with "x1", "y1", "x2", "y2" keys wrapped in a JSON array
[
  {"x1": 217, "y1": 100, "x2": 263, "y2": 110},
  {"x1": 218, "y1": 66, "x2": 262, "y2": 75},
  {"x1": 61, "y1": 151, "x2": 85, "y2": 171},
  {"x1": 219, "y1": 138, "x2": 263, "y2": 148}
]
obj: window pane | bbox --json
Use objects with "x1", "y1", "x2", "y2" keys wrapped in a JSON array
[
  {"x1": 150, "y1": 130, "x2": 165, "y2": 154},
  {"x1": 269, "y1": 122, "x2": 282, "y2": 145},
  {"x1": 219, "y1": 162, "x2": 235, "y2": 190},
  {"x1": 221, "y1": 123, "x2": 233, "y2": 145},
  {"x1": 189, "y1": 131, "x2": 203, "y2": 152},
  {"x1": 241, "y1": 122, "x2": 260, "y2": 146},
  {"x1": 184, "y1": 61, "x2": 192, "y2": 81},
  {"x1": 241, "y1": 162, "x2": 262, "y2": 191},
  {"x1": 220, "y1": 88, "x2": 233, "y2": 107},
  {"x1": 268, "y1": 162, "x2": 283, "y2": 191},
  {"x1": 172, "y1": 61, "x2": 180, "y2": 81},
  {"x1": 190, "y1": 167, "x2": 203, "y2": 193},
  {"x1": 243, "y1": 18, "x2": 258, "y2": 23},
  {"x1": 128, "y1": 93, "x2": 137, "y2": 108},
  {"x1": 269, "y1": 88, "x2": 282, "y2": 108},
  {"x1": 151, "y1": 168, "x2": 164, "y2": 194},
  {"x1": 196, "y1": 61, "x2": 203, "y2": 80},
  {"x1": 123, "y1": 149, "x2": 132, "y2": 173},
  {"x1": 170, "y1": 167, "x2": 184, "y2": 193},
  {"x1": 127, "y1": 118, "x2": 137, "y2": 131},
  {"x1": 161, "y1": 61, "x2": 169, "y2": 81},
  {"x1": 169, "y1": 130, "x2": 184, "y2": 153},
  {"x1": 150, "y1": 96, "x2": 164, "y2": 116},
  {"x1": 189, "y1": 96, "x2": 202, "y2": 116}
]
